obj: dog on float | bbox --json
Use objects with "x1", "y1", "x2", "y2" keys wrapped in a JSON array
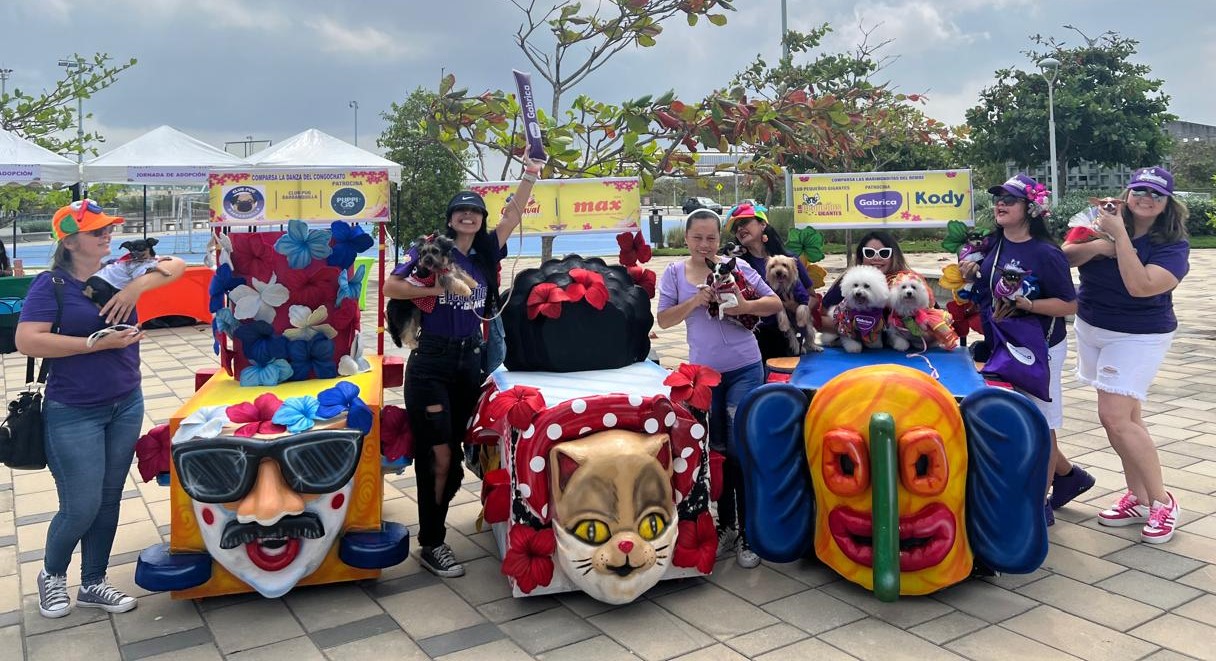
[
  {"x1": 819, "y1": 264, "x2": 890, "y2": 353},
  {"x1": 764, "y1": 254, "x2": 820, "y2": 354},
  {"x1": 885, "y1": 271, "x2": 959, "y2": 352},
  {"x1": 386, "y1": 235, "x2": 480, "y2": 349}
]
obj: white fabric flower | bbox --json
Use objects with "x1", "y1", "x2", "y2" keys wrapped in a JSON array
[
  {"x1": 230, "y1": 273, "x2": 290, "y2": 323},
  {"x1": 172, "y1": 405, "x2": 231, "y2": 445},
  {"x1": 283, "y1": 305, "x2": 338, "y2": 341},
  {"x1": 338, "y1": 331, "x2": 372, "y2": 376}
]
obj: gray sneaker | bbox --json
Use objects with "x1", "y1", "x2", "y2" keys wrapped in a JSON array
[
  {"x1": 37, "y1": 570, "x2": 71, "y2": 618},
  {"x1": 736, "y1": 539, "x2": 761, "y2": 569},
  {"x1": 716, "y1": 526, "x2": 739, "y2": 559},
  {"x1": 77, "y1": 579, "x2": 137, "y2": 613},
  {"x1": 420, "y1": 544, "x2": 465, "y2": 578}
]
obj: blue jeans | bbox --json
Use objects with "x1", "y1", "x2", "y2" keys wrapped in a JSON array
[
  {"x1": 43, "y1": 388, "x2": 143, "y2": 585},
  {"x1": 709, "y1": 362, "x2": 765, "y2": 532}
]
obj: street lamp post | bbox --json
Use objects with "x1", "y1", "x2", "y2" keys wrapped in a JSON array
[
  {"x1": 349, "y1": 101, "x2": 359, "y2": 146},
  {"x1": 0, "y1": 67, "x2": 12, "y2": 102},
  {"x1": 781, "y1": 0, "x2": 793, "y2": 206},
  {"x1": 1038, "y1": 57, "x2": 1061, "y2": 206}
]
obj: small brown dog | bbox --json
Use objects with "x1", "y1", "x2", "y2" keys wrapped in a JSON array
[
  {"x1": 386, "y1": 235, "x2": 480, "y2": 349},
  {"x1": 765, "y1": 255, "x2": 819, "y2": 354}
]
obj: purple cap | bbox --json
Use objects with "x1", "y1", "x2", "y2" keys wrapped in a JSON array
[
  {"x1": 987, "y1": 173, "x2": 1040, "y2": 199},
  {"x1": 1126, "y1": 167, "x2": 1173, "y2": 196}
]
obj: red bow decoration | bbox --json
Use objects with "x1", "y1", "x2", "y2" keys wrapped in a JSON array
[
  {"x1": 616, "y1": 231, "x2": 653, "y2": 267},
  {"x1": 526, "y1": 282, "x2": 570, "y2": 319},
  {"x1": 226, "y1": 392, "x2": 288, "y2": 437},
  {"x1": 664, "y1": 363, "x2": 722, "y2": 411},
  {"x1": 380, "y1": 405, "x2": 413, "y2": 461},
  {"x1": 563, "y1": 268, "x2": 609, "y2": 310},
  {"x1": 672, "y1": 511, "x2": 718, "y2": 574},
  {"x1": 627, "y1": 266, "x2": 656, "y2": 299},
  {"x1": 501, "y1": 525, "x2": 556, "y2": 594},
  {"x1": 485, "y1": 385, "x2": 547, "y2": 429},
  {"x1": 134, "y1": 424, "x2": 171, "y2": 483}
]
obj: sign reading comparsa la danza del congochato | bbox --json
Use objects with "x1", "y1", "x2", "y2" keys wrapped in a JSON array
[{"x1": 792, "y1": 169, "x2": 975, "y2": 229}]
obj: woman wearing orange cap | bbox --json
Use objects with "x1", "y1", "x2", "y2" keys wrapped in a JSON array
[{"x1": 16, "y1": 200, "x2": 185, "y2": 618}]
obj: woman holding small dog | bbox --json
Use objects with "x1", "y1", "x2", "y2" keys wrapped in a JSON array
[
  {"x1": 962, "y1": 173, "x2": 1092, "y2": 526},
  {"x1": 383, "y1": 158, "x2": 543, "y2": 577},
  {"x1": 1062, "y1": 167, "x2": 1189, "y2": 543},
  {"x1": 16, "y1": 200, "x2": 185, "y2": 618},
  {"x1": 658, "y1": 208, "x2": 782, "y2": 568}
]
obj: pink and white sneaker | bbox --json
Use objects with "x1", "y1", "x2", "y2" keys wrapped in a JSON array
[
  {"x1": 1097, "y1": 491, "x2": 1150, "y2": 527},
  {"x1": 1141, "y1": 494, "x2": 1180, "y2": 544}
]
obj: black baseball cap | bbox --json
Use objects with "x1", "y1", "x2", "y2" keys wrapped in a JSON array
[{"x1": 446, "y1": 191, "x2": 488, "y2": 218}]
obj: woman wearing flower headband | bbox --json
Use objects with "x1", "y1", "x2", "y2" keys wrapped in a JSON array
[
  {"x1": 16, "y1": 200, "x2": 185, "y2": 618},
  {"x1": 1062, "y1": 166, "x2": 1190, "y2": 544},
  {"x1": 961, "y1": 173, "x2": 1092, "y2": 526},
  {"x1": 383, "y1": 157, "x2": 543, "y2": 578}
]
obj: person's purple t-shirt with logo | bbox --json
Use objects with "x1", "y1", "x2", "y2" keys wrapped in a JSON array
[
  {"x1": 18, "y1": 270, "x2": 140, "y2": 407},
  {"x1": 391, "y1": 240, "x2": 507, "y2": 339},
  {"x1": 1077, "y1": 235, "x2": 1189, "y2": 334},
  {"x1": 658, "y1": 259, "x2": 774, "y2": 374},
  {"x1": 972, "y1": 237, "x2": 1076, "y2": 347}
]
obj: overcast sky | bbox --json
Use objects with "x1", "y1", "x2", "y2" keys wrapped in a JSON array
[{"x1": 3, "y1": 0, "x2": 1212, "y2": 157}]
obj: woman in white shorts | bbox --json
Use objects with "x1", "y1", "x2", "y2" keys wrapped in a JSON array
[{"x1": 1063, "y1": 166, "x2": 1190, "y2": 544}]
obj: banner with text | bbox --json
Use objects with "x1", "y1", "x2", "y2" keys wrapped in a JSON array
[
  {"x1": 208, "y1": 169, "x2": 391, "y2": 224},
  {"x1": 792, "y1": 169, "x2": 974, "y2": 229},
  {"x1": 467, "y1": 177, "x2": 641, "y2": 233}
]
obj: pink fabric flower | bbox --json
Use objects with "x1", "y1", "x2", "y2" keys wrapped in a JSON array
[
  {"x1": 134, "y1": 424, "x2": 171, "y2": 482},
  {"x1": 226, "y1": 392, "x2": 287, "y2": 437},
  {"x1": 380, "y1": 405, "x2": 413, "y2": 461}
]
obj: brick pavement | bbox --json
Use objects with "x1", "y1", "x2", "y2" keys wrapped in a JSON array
[{"x1": 2, "y1": 250, "x2": 1214, "y2": 660}]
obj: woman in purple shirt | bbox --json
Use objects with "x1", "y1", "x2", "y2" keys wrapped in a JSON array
[
  {"x1": 658, "y1": 209, "x2": 781, "y2": 569},
  {"x1": 16, "y1": 200, "x2": 184, "y2": 618},
  {"x1": 1063, "y1": 167, "x2": 1190, "y2": 544}
]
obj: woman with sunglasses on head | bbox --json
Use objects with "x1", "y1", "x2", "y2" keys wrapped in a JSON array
[
  {"x1": 383, "y1": 157, "x2": 543, "y2": 578},
  {"x1": 659, "y1": 208, "x2": 782, "y2": 569},
  {"x1": 15, "y1": 201, "x2": 185, "y2": 618},
  {"x1": 1062, "y1": 167, "x2": 1190, "y2": 544},
  {"x1": 961, "y1": 174, "x2": 1091, "y2": 527}
]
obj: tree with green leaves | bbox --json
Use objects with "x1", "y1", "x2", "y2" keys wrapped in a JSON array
[
  {"x1": 1169, "y1": 139, "x2": 1216, "y2": 191},
  {"x1": 964, "y1": 31, "x2": 1172, "y2": 196},
  {"x1": 379, "y1": 87, "x2": 468, "y2": 245}
]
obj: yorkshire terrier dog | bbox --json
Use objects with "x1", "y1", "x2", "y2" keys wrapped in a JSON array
[
  {"x1": 386, "y1": 235, "x2": 481, "y2": 349},
  {"x1": 765, "y1": 254, "x2": 819, "y2": 354},
  {"x1": 819, "y1": 265, "x2": 890, "y2": 353}
]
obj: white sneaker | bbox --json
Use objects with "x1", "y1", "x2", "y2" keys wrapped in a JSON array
[
  {"x1": 736, "y1": 539, "x2": 761, "y2": 569},
  {"x1": 1141, "y1": 494, "x2": 1180, "y2": 544},
  {"x1": 37, "y1": 570, "x2": 71, "y2": 618}
]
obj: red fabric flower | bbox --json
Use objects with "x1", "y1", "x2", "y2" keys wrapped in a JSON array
[
  {"x1": 281, "y1": 264, "x2": 341, "y2": 313},
  {"x1": 226, "y1": 392, "x2": 287, "y2": 437},
  {"x1": 380, "y1": 405, "x2": 413, "y2": 461},
  {"x1": 485, "y1": 385, "x2": 547, "y2": 429},
  {"x1": 616, "y1": 231, "x2": 653, "y2": 267},
  {"x1": 526, "y1": 282, "x2": 570, "y2": 319},
  {"x1": 134, "y1": 424, "x2": 171, "y2": 482},
  {"x1": 627, "y1": 266, "x2": 656, "y2": 299},
  {"x1": 563, "y1": 268, "x2": 609, "y2": 310},
  {"x1": 672, "y1": 511, "x2": 717, "y2": 574},
  {"x1": 664, "y1": 363, "x2": 722, "y2": 411},
  {"x1": 501, "y1": 525, "x2": 556, "y2": 594},
  {"x1": 230, "y1": 232, "x2": 278, "y2": 285}
]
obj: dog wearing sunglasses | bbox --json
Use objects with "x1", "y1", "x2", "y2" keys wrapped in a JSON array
[
  {"x1": 386, "y1": 235, "x2": 480, "y2": 349},
  {"x1": 764, "y1": 254, "x2": 820, "y2": 354}
]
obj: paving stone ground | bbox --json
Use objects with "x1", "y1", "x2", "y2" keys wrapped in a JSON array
[{"x1": 2, "y1": 249, "x2": 1214, "y2": 660}]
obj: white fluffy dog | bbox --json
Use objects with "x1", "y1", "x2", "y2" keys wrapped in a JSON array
[
  {"x1": 820, "y1": 264, "x2": 890, "y2": 353},
  {"x1": 886, "y1": 272, "x2": 934, "y2": 351}
]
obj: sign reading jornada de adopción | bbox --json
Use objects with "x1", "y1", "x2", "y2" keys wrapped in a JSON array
[{"x1": 793, "y1": 169, "x2": 974, "y2": 229}]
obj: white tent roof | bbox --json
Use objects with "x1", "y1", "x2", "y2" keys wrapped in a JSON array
[
  {"x1": 0, "y1": 128, "x2": 80, "y2": 186},
  {"x1": 82, "y1": 125, "x2": 249, "y2": 184},
  {"x1": 244, "y1": 129, "x2": 402, "y2": 182}
]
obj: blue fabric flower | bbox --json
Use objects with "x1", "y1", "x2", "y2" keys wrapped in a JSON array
[
  {"x1": 317, "y1": 381, "x2": 372, "y2": 434},
  {"x1": 274, "y1": 219, "x2": 333, "y2": 269},
  {"x1": 239, "y1": 359, "x2": 292, "y2": 387},
  {"x1": 336, "y1": 264, "x2": 366, "y2": 307},
  {"x1": 214, "y1": 308, "x2": 239, "y2": 335},
  {"x1": 287, "y1": 334, "x2": 337, "y2": 381},
  {"x1": 327, "y1": 221, "x2": 375, "y2": 269},
  {"x1": 232, "y1": 320, "x2": 288, "y2": 365},
  {"x1": 209, "y1": 264, "x2": 246, "y2": 313},
  {"x1": 272, "y1": 396, "x2": 321, "y2": 434}
]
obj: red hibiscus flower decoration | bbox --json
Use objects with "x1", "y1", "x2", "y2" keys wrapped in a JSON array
[
  {"x1": 616, "y1": 231, "x2": 652, "y2": 267},
  {"x1": 627, "y1": 266, "x2": 656, "y2": 299},
  {"x1": 226, "y1": 392, "x2": 287, "y2": 437},
  {"x1": 134, "y1": 424, "x2": 171, "y2": 482},
  {"x1": 485, "y1": 385, "x2": 546, "y2": 429},
  {"x1": 527, "y1": 282, "x2": 570, "y2": 319},
  {"x1": 380, "y1": 405, "x2": 413, "y2": 461},
  {"x1": 664, "y1": 363, "x2": 721, "y2": 411},
  {"x1": 281, "y1": 265, "x2": 341, "y2": 312},
  {"x1": 672, "y1": 511, "x2": 717, "y2": 574},
  {"x1": 230, "y1": 233, "x2": 278, "y2": 285},
  {"x1": 563, "y1": 269, "x2": 609, "y2": 310},
  {"x1": 501, "y1": 525, "x2": 556, "y2": 594}
]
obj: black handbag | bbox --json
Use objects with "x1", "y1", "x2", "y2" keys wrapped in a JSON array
[{"x1": 0, "y1": 276, "x2": 63, "y2": 470}]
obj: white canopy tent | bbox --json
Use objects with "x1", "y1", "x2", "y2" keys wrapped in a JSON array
[
  {"x1": 0, "y1": 128, "x2": 79, "y2": 186},
  {"x1": 82, "y1": 125, "x2": 248, "y2": 185},
  {"x1": 244, "y1": 128, "x2": 402, "y2": 182}
]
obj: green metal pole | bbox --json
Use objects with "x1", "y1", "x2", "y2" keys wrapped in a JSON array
[{"x1": 870, "y1": 412, "x2": 900, "y2": 602}]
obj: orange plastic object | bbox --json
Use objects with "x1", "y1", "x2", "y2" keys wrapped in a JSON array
[{"x1": 137, "y1": 266, "x2": 214, "y2": 325}]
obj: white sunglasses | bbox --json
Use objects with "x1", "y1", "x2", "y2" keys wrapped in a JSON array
[
  {"x1": 86, "y1": 324, "x2": 141, "y2": 348},
  {"x1": 861, "y1": 247, "x2": 893, "y2": 260}
]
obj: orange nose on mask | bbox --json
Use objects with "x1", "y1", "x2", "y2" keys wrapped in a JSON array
[{"x1": 235, "y1": 458, "x2": 306, "y2": 524}]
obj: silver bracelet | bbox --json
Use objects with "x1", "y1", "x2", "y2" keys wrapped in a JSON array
[{"x1": 521, "y1": 172, "x2": 538, "y2": 183}]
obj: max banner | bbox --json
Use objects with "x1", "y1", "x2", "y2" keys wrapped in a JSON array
[
  {"x1": 467, "y1": 177, "x2": 641, "y2": 233},
  {"x1": 208, "y1": 169, "x2": 391, "y2": 224},
  {"x1": 792, "y1": 169, "x2": 974, "y2": 229}
]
